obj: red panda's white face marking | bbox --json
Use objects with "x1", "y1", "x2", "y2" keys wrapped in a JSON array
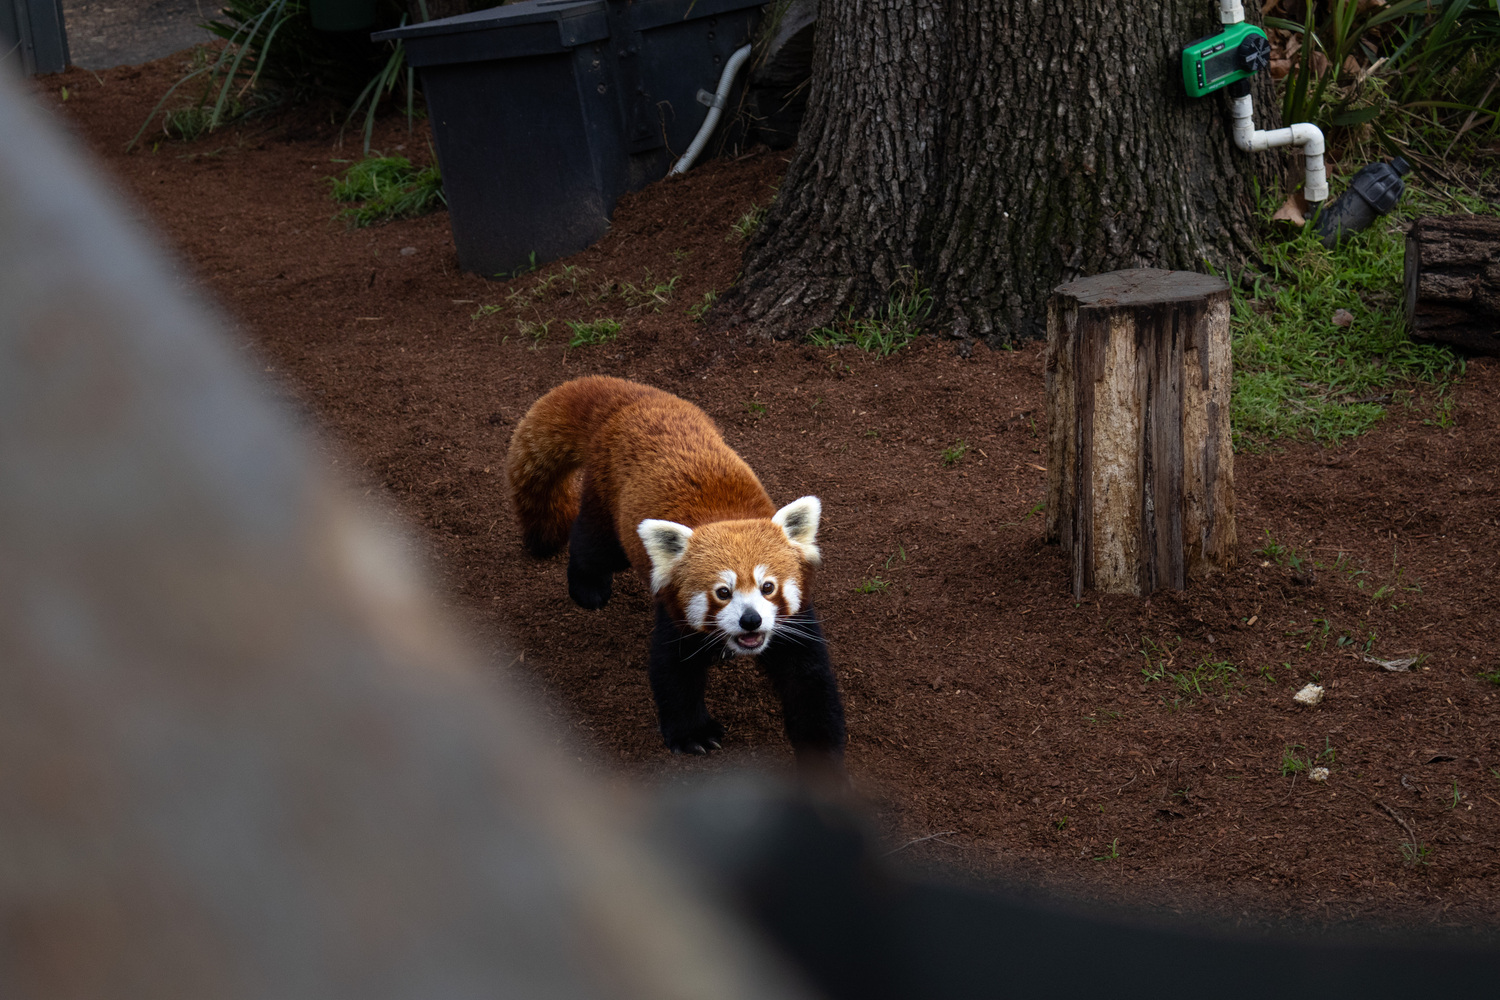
[{"x1": 637, "y1": 497, "x2": 821, "y2": 656}]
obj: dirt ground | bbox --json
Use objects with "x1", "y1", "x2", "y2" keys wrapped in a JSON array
[{"x1": 31, "y1": 53, "x2": 1500, "y2": 936}]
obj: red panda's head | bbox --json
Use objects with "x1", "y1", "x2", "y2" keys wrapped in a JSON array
[{"x1": 637, "y1": 497, "x2": 821, "y2": 655}]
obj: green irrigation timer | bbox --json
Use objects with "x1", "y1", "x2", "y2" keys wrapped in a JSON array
[{"x1": 1182, "y1": 22, "x2": 1271, "y2": 97}]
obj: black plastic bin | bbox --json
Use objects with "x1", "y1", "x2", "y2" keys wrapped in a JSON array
[{"x1": 376, "y1": 0, "x2": 762, "y2": 278}]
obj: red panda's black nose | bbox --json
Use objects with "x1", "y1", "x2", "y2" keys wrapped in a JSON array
[{"x1": 739, "y1": 609, "x2": 762, "y2": 632}]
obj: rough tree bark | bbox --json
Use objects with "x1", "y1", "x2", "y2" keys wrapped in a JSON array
[{"x1": 722, "y1": 0, "x2": 1284, "y2": 345}]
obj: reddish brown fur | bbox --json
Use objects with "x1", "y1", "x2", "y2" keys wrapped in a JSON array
[{"x1": 507, "y1": 377, "x2": 795, "y2": 614}]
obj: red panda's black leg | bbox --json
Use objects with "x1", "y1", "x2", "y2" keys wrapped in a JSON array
[
  {"x1": 755, "y1": 604, "x2": 847, "y2": 762},
  {"x1": 648, "y1": 602, "x2": 726, "y2": 755},
  {"x1": 566, "y1": 475, "x2": 630, "y2": 609}
]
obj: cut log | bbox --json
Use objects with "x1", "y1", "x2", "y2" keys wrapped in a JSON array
[
  {"x1": 1044, "y1": 269, "x2": 1236, "y2": 599},
  {"x1": 1405, "y1": 214, "x2": 1500, "y2": 356}
]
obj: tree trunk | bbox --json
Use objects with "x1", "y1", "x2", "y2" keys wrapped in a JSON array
[
  {"x1": 1405, "y1": 215, "x2": 1500, "y2": 357},
  {"x1": 721, "y1": 0, "x2": 1285, "y2": 345},
  {"x1": 1045, "y1": 269, "x2": 1236, "y2": 599}
]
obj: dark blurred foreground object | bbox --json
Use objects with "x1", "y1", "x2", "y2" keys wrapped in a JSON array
[
  {"x1": 660, "y1": 779, "x2": 1500, "y2": 1000},
  {"x1": 0, "y1": 69, "x2": 809, "y2": 1000},
  {"x1": 1404, "y1": 214, "x2": 1500, "y2": 357},
  {"x1": 3, "y1": 63, "x2": 1499, "y2": 1000},
  {"x1": 1316, "y1": 157, "x2": 1409, "y2": 247},
  {"x1": 0, "y1": 0, "x2": 69, "y2": 74}
]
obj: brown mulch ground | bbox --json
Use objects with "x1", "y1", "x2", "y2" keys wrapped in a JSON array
[{"x1": 31, "y1": 53, "x2": 1500, "y2": 936}]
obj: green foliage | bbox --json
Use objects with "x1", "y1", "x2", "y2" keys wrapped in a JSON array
[
  {"x1": 1478, "y1": 668, "x2": 1500, "y2": 685},
  {"x1": 854, "y1": 577, "x2": 891, "y2": 594},
  {"x1": 1229, "y1": 187, "x2": 1475, "y2": 448},
  {"x1": 729, "y1": 203, "x2": 768, "y2": 241},
  {"x1": 329, "y1": 156, "x2": 445, "y2": 227},
  {"x1": 1401, "y1": 840, "x2": 1434, "y2": 865},
  {"x1": 1093, "y1": 838, "x2": 1121, "y2": 862},
  {"x1": 689, "y1": 289, "x2": 719, "y2": 321},
  {"x1": 809, "y1": 267, "x2": 933, "y2": 357},
  {"x1": 132, "y1": 0, "x2": 417, "y2": 152},
  {"x1": 1269, "y1": 0, "x2": 1500, "y2": 163},
  {"x1": 939, "y1": 440, "x2": 970, "y2": 467},
  {"x1": 566, "y1": 318, "x2": 622, "y2": 347},
  {"x1": 1256, "y1": 530, "x2": 1311, "y2": 573},
  {"x1": 1282, "y1": 739, "x2": 1337, "y2": 776}
]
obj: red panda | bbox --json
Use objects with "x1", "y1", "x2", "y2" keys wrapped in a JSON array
[{"x1": 507, "y1": 376, "x2": 846, "y2": 762}]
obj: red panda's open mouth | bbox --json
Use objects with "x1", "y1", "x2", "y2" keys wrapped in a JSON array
[{"x1": 731, "y1": 631, "x2": 766, "y2": 652}]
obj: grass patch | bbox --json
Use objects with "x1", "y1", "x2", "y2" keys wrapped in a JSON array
[
  {"x1": 1281, "y1": 739, "x2": 1337, "y2": 776},
  {"x1": 809, "y1": 267, "x2": 932, "y2": 358},
  {"x1": 1229, "y1": 186, "x2": 1476, "y2": 448},
  {"x1": 940, "y1": 440, "x2": 970, "y2": 467},
  {"x1": 1093, "y1": 838, "x2": 1121, "y2": 862},
  {"x1": 1478, "y1": 668, "x2": 1500, "y2": 685},
  {"x1": 329, "y1": 155, "x2": 445, "y2": 228},
  {"x1": 689, "y1": 289, "x2": 718, "y2": 321},
  {"x1": 729, "y1": 203, "x2": 768, "y2": 241},
  {"x1": 854, "y1": 577, "x2": 891, "y2": 595},
  {"x1": 1401, "y1": 840, "x2": 1434, "y2": 866},
  {"x1": 566, "y1": 318, "x2": 621, "y2": 347}
]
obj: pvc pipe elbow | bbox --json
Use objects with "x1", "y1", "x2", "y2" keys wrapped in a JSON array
[
  {"x1": 1288, "y1": 122, "x2": 1328, "y2": 203},
  {"x1": 1228, "y1": 94, "x2": 1329, "y2": 203}
]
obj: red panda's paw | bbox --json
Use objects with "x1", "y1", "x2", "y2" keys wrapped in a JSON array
[{"x1": 664, "y1": 717, "x2": 726, "y2": 756}]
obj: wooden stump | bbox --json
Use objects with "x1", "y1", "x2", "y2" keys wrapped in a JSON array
[
  {"x1": 1044, "y1": 269, "x2": 1236, "y2": 599},
  {"x1": 1405, "y1": 215, "x2": 1500, "y2": 356}
]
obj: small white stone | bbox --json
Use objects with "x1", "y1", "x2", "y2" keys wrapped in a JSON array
[
  {"x1": 1293, "y1": 683, "x2": 1325, "y2": 706},
  {"x1": 400, "y1": 246, "x2": 418, "y2": 256},
  {"x1": 1309, "y1": 766, "x2": 1330, "y2": 782}
]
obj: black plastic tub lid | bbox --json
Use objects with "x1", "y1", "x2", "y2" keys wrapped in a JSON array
[
  {"x1": 374, "y1": 0, "x2": 609, "y2": 63},
  {"x1": 376, "y1": 0, "x2": 768, "y2": 65}
]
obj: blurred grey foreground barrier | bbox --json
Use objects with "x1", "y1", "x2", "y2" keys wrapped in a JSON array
[{"x1": 0, "y1": 72, "x2": 814, "y2": 1000}]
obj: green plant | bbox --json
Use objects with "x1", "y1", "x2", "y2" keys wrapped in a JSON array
[
  {"x1": 1166, "y1": 659, "x2": 1240, "y2": 700},
  {"x1": 329, "y1": 155, "x2": 445, "y2": 227},
  {"x1": 729, "y1": 203, "x2": 768, "y2": 241},
  {"x1": 808, "y1": 267, "x2": 933, "y2": 357},
  {"x1": 516, "y1": 318, "x2": 551, "y2": 346},
  {"x1": 1281, "y1": 744, "x2": 1311, "y2": 776},
  {"x1": 1093, "y1": 838, "x2": 1121, "y2": 862},
  {"x1": 618, "y1": 272, "x2": 680, "y2": 311},
  {"x1": 1478, "y1": 668, "x2": 1500, "y2": 685},
  {"x1": 689, "y1": 289, "x2": 719, "y2": 321},
  {"x1": 745, "y1": 400, "x2": 768, "y2": 416},
  {"x1": 1139, "y1": 636, "x2": 1179, "y2": 683},
  {"x1": 854, "y1": 577, "x2": 891, "y2": 595},
  {"x1": 1268, "y1": 0, "x2": 1500, "y2": 165},
  {"x1": 566, "y1": 318, "x2": 621, "y2": 347},
  {"x1": 132, "y1": 0, "x2": 416, "y2": 152},
  {"x1": 1401, "y1": 840, "x2": 1433, "y2": 866},
  {"x1": 940, "y1": 440, "x2": 970, "y2": 467}
]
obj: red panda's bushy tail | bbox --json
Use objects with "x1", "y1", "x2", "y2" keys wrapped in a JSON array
[{"x1": 505, "y1": 377, "x2": 652, "y2": 558}]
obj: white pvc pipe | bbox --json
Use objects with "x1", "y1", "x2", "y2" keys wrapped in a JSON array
[
  {"x1": 1230, "y1": 92, "x2": 1328, "y2": 202},
  {"x1": 1218, "y1": 0, "x2": 1246, "y2": 24},
  {"x1": 670, "y1": 43, "x2": 754, "y2": 176}
]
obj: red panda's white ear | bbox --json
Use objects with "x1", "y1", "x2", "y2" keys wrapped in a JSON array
[
  {"x1": 772, "y1": 496, "x2": 821, "y2": 566},
  {"x1": 637, "y1": 519, "x2": 693, "y2": 592}
]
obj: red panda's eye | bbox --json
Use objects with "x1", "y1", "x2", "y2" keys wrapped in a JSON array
[
  {"x1": 714, "y1": 586, "x2": 732, "y2": 601},
  {"x1": 761, "y1": 581, "x2": 775, "y2": 595}
]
